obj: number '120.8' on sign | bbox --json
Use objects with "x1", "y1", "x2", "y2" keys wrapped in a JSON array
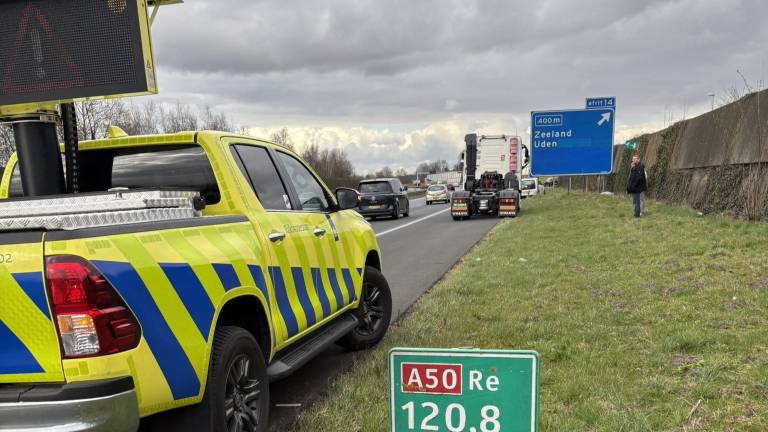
[{"x1": 389, "y1": 348, "x2": 540, "y2": 432}]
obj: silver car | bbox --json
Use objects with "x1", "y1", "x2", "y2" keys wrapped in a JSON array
[{"x1": 426, "y1": 184, "x2": 450, "y2": 204}]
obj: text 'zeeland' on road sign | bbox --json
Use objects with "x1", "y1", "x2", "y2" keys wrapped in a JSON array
[
  {"x1": 389, "y1": 348, "x2": 540, "y2": 432},
  {"x1": 530, "y1": 108, "x2": 615, "y2": 177}
]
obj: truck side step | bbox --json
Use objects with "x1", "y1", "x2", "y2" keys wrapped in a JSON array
[{"x1": 267, "y1": 313, "x2": 358, "y2": 381}]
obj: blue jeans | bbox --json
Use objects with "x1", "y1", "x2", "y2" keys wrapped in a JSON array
[{"x1": 631, "y1": 193, "x2": 641, "y2": 217}]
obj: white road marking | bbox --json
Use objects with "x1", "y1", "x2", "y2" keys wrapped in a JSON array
[{"x1": 375, "y1": 208, "x2": 451, "y2": 237}]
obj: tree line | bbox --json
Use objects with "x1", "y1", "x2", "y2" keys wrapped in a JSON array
[{"x1": 0, "y1": 101, "x2": 457, "y2": 191}]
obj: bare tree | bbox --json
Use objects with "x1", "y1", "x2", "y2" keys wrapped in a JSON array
[
  {"x1": 76, "y1": 99, "x2": 128, "y2": 140},
  {"x1": 416, "y1": 160, "x2": 450, "y2": 174},
  {"x1": 200, "y1": 105, "x2": 234, "y2": 132},
  {"x1": 300, "y1": 142, "x2": 358, "y2": 189},
  {"x1": 114, "y1": 101, "x2": 162, "y2": 136},
  {"x1": 375, "y1": 166, "x2": 393, "y2": 178},
  {"x1": 162, "y1": 102, "x2": 198, "y2": 133},
  {"x1": 270, "y1": 128, "x2": 294, "y2": 150}
]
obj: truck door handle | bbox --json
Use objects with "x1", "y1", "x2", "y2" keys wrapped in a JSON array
[
  {"x1": 268, "y1": 232, "x2": 286, "y2": 243},
  {"x1": 313, "y1": 228, "x2": 326, "y2": 237}
]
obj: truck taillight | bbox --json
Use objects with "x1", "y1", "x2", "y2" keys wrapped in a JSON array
[
  {"x1": 46, "y1": 256, "x2": 141, "y2": 358},
  {"x1": 452, "y1": 199, "x2": 466, "y2": 204}
]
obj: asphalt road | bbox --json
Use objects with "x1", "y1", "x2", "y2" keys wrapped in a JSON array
[{"x1": 269, "y1": 197, "x2": 498, "y2": 430}]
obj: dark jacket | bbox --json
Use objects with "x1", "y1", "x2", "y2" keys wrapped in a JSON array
[{"x1": 627, "y1": 163, "x2": 647, "y2": 194}]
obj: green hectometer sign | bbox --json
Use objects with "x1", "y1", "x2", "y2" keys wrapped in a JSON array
[{"x1": 389, "y1": 348, "x2": 540, "y2": 432}]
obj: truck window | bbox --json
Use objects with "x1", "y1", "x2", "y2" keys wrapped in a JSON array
[
  {"x1": 275, "y1": 151, "x2": 330, "y2": 212},
  {"x1": 359, "y1": 182, "x2": 391, "y2": 194},
  {"x1": 8, "y1": 145, "x2": 221, "y2": 203},
  {"x1": 522, "y1": 179, "x2": 536, "y2": 190},
  {"x1": 231, "y1": 145, "x2": 292, "y2": 211}
]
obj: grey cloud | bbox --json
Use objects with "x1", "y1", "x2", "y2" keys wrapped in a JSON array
[{"x1": 147, "y1": 0, "x2": 768, "y2": 171}]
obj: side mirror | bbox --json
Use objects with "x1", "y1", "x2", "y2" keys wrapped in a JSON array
[
  {"x1": 448, "y1": 184, "x2": 455, "y2": 191},
  {"x1": 403, "y1": 185, "x2": 409, "y2": 192},
  {"x1": 335, "y1": 188, "x2": 360, "y2": 210}
]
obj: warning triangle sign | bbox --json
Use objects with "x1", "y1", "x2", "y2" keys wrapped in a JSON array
[{"x1": 1, "y1": 4, "x2": 84, "y2": 98}]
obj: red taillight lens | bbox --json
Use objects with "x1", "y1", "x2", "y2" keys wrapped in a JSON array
[
  {"x1": 452, "y1": 199, "x2": 466, "y2": 204},
  {"x1": 500, "y1": 198, "x2": 516, "y2": 204},
  {"x1": 46, "y1": 256, "x2": 141, "y2": 358}
]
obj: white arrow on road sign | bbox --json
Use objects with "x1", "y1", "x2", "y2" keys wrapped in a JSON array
[{"x1": 597, "y1": 112, "x2": 611, "y2": 126}]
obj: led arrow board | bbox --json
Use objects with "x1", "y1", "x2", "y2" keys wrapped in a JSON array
[
  {"x1": 530, "y1": 108, "x2": 615, "y2": 176},
  {"x1": 0, "y1": 0, "x2": 157, "y2": 111}
]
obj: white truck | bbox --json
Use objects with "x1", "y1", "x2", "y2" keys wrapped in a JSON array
[{"x1": 451, "y1": 134, "x2": 528, "y2": 220}]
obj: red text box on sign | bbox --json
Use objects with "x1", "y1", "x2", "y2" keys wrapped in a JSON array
[{"x1": 400, "y1": 363, "x2": 463, "y2": 395}]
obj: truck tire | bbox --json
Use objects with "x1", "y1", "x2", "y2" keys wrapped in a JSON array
[
  {"x1": 338, "y1": 266, "x2": 392, "y2": 351},
  {"x1": 403, "y1": 203, "x2": 410, "y2": 217},
  {"x1": 207, "y1": 327, "x2": 270, "y2": 432},
  {"x1": 392, "y1": 203, "x2": 400, "y2": 220}
]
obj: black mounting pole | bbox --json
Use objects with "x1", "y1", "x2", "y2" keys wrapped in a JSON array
[
  {"x1": 61, "y1": 103, "x2": 80, "y2": 193},
  {"x1": 12, "y1": 116, "x2": 65, "y2": 197}
]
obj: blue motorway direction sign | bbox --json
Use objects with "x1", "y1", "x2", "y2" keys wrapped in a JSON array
[
  {"x1": 530, "y1": 108, "x2": 614, "y2": 176},
  {"x1": 586, "y1": 97, "x2": 616, "y2": 109}
]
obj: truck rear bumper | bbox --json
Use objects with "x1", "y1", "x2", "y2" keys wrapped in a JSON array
[{"x1": 0, "y1": 377, "x2": 138, "y2": 432}]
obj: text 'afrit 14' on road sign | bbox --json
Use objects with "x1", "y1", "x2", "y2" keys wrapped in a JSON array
[
  {"x1": 389, "y1": 348, "x2": 540, "y2": 432},
  {"x1": 530, "y1": 108, "x2": 615, "y2": 177},
  {"x1": 586, "y1": 97, "x2": 616, "y2": 109}
]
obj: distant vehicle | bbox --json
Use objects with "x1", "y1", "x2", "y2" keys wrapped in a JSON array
[
  {"x1": 520, "y1": 178, "x2": 545, "y2": 198},
  {"x1": 451, "y1": 134, "x2": 529, "y2": 220},
  {"x1": 358, "y1": 178, "x2": 410, "y2": 219},
  {"x1": 543, "y1": 177, "x2": 559, "y2": 187},
  {"x1": 426, "y1": 184, "x2": 450, "y2": 204}
]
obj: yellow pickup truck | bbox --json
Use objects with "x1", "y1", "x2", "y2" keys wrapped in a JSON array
[{"x1": 0, "y1": 130, "x2": 391, "y2": 432}]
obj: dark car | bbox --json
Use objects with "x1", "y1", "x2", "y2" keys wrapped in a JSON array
[{"x1": 357, "y1": 178, "x2": 410, "y2": 219}]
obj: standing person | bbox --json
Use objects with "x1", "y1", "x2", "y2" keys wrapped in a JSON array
[
  {"x1": 626, "y1": 154, "x2": 647, "y2": 218},
  {"x1": 640, "y1": 167, "x2": 648, "y2": 216}
]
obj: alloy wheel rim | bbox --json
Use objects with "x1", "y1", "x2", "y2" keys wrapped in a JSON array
[
  {"x1": 358, "y1": 282, "x2": 385, "y2": 336},
  {"x1": 225, "y1": 355, "x2": 262, "y2": 432}
]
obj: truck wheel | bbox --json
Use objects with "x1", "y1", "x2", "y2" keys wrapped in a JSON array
[
  {"x1": 452, "y1": 216, "x2": 461, "y2": 221},
  {"x1": 403, "y1": 203, "x2": 410, "y2": 217},
  {"x1": 208, "y1": 327, "x2": 269, "y2": 432},
  {"x1": 338, "y1": 266, "x2": 392, "y2": 351},
  {"x1": 392, "y1": 204, "x2": 400, "y2": 220}
]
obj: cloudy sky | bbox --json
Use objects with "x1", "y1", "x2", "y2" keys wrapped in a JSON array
[{"x1": 148, "y1": 0, "x2": 768, "y2": 173}]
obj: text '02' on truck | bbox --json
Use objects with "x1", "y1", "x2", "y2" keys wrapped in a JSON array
[{"x1": 0, "y1": 130, "x2": 392, "y2": 432}]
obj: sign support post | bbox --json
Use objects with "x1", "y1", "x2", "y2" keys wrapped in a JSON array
[
  {"x1": 61, "y1": 103, "x2": 80, "y2": 193},
  {"x1": 11, "y1": 111, "x2": 65, "y2": 196}
]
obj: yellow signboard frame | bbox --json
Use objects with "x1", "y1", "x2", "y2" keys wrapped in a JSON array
[{"x1": 0, "y1": 0, "x2": 158, "y2": 117}]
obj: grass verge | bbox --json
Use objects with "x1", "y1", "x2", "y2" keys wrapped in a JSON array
[{"x1": 293, "y1": 191, "x2": 768, "y2": 431}]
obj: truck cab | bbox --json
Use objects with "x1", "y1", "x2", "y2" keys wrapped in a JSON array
[{"x1": 452, "y1": 134, "x2": 528, "y2": 220}]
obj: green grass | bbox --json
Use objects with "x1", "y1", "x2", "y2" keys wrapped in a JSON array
[{"x1": 291, "y1": 191, "x2": 768, "y2": 431}]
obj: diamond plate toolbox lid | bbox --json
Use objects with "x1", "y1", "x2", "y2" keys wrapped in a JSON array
[{"x1": 0, "y1": 189, "x2": 203, "y2": 231}]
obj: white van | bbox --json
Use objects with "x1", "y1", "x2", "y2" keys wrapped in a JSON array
[{"x1": 520, "y1": 178, "x2": 544, "y2": 198}]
